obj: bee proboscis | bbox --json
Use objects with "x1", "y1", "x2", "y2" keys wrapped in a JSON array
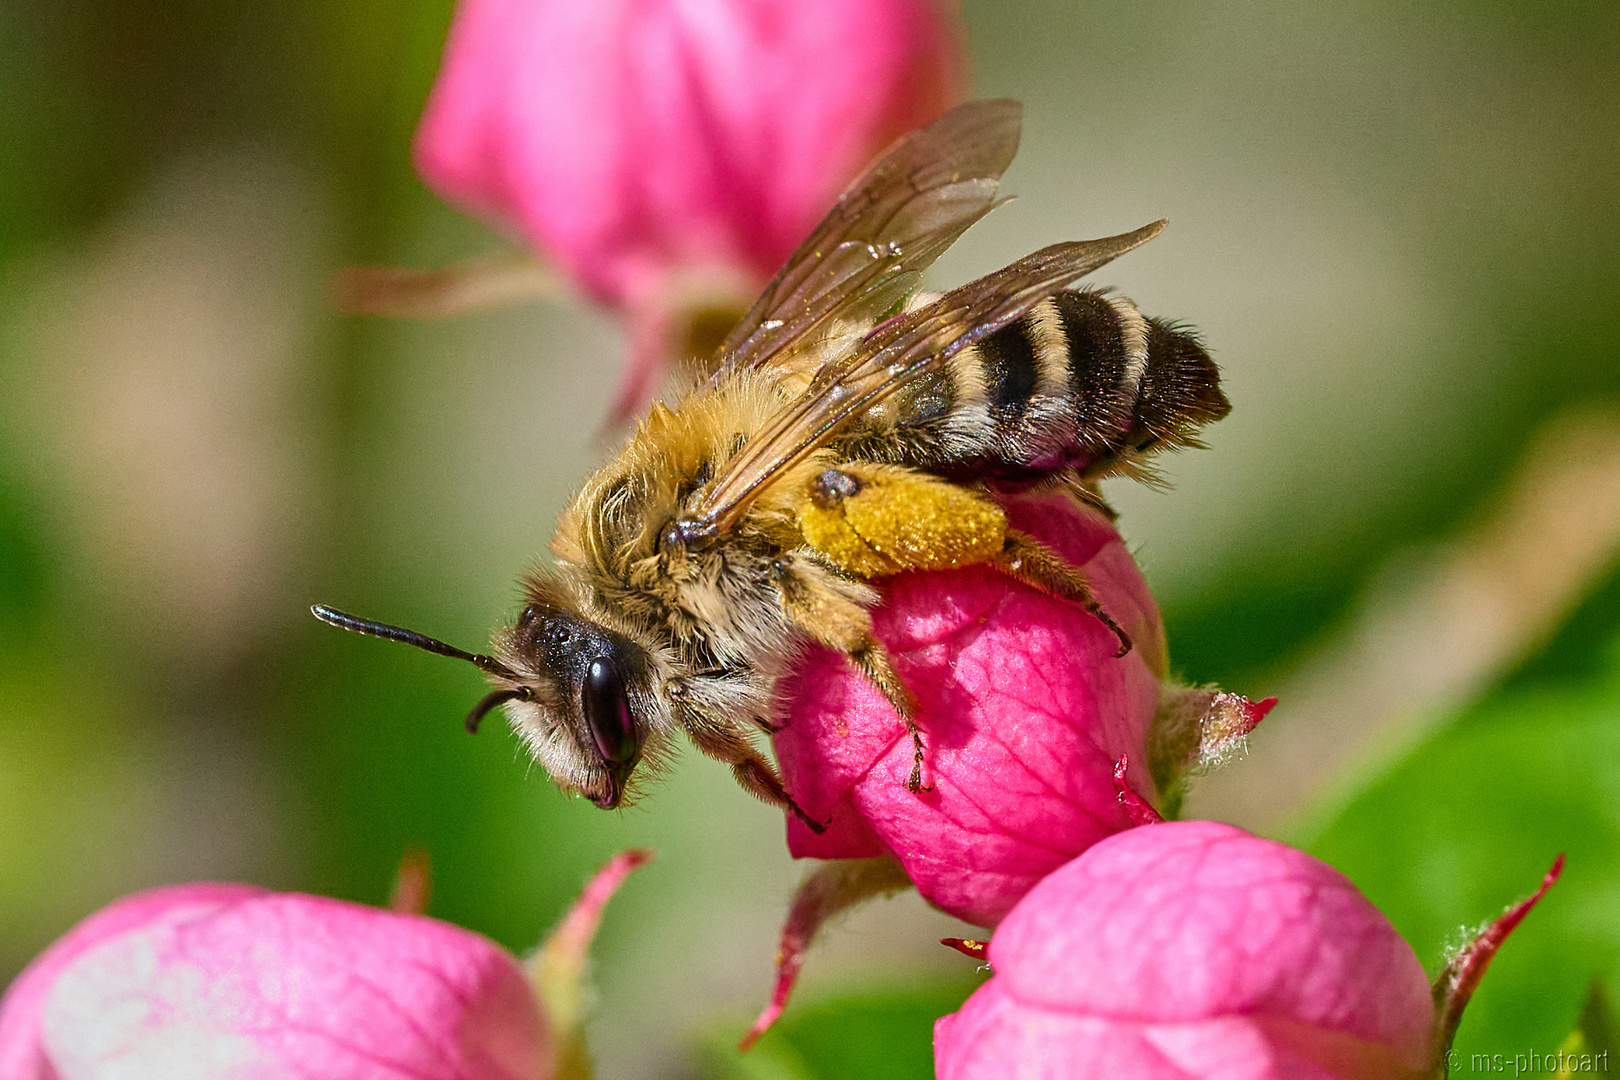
[{"x1": 315, "y1": 99, "x2": 1229, "y2": 827}]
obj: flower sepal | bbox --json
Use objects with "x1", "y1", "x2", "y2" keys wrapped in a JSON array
[
  {"x1": 1147, "y1": 684, "x2": 1277, "y2": 817},
  {"x1": 1426, "y1": 854, "x2": 1564, "y2": 1078},
  {"x1": 738, "y1": 857, "x2": 913, "y2": 1052}
]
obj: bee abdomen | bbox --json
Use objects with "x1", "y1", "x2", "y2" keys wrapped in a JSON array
[{"x1": 848, "y1": 288, "x2": 1229, "y2": 481}]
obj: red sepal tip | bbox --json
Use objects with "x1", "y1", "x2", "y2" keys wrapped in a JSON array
[
  {"x1": 1113, "y1": 754, "x2": 1165, "y2": 826},
  {"x1": 1430, "y1": 853, "x2": 1565, "y2": 1067},
  {"x1": 941, "y1": 938, "x2": 988, "y2": 960}
]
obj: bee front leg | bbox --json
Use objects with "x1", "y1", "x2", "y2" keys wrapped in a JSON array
[
  {"x1": 772, "y1": 554, "x2": 932, "y2": 793},
  {"x1": 992, "y1": 530, "x2": 1132, "y2": 657},
  {"x1": 684, "y1": 712, "x2": 829, "y2": 833}
]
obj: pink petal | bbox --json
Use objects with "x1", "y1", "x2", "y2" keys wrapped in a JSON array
[
  {"x1": 2, "y1": 887, "x2": 547, "y2": 1080},
  {"x1": 415, "y1": 0, "x2": 963, "y2": 308},
  {"x1": 0, "y1": 884, "x2": 265, "y2": 1080},
  {"x1": 774, "y1": 495, "x2": 1165, "y2": 927},
  {"x1": 987, "y1": 822, "x2": 1433, "y2": 1067},
  {"x1": 936, "y1": 992, "x2": 1426, "y2": 1080}
]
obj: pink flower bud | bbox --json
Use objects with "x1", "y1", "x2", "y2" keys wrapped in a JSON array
[
  {"x1": 0, "y1": 852, "x2": 648, "y2": 1080},
  {"x1": 0, "y1": 884, "x2": 545, "y2": 1080},
  {"x1": 933, "y1": 821, "x2": 1436, "y2": 1080},
  {"x1": 414, "y1": 0, "x2": 963, "y2": 418},
  {"x1": 744, "y1": 497, "x2": 1276, "y2": 1044},
  {"x1": 772, "y1": 493, "x2": 1172, "y2": 929}
]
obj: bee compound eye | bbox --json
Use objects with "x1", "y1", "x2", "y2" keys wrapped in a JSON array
[{"x1": 582, "y1": 657, "x2": 639, "y2": 764}]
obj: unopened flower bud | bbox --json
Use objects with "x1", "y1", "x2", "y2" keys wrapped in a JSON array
[
  {"x1": 773, "y1": 493, "x2": 1170, "y2": 928},
  {"x1": 413, "y1": 0, "x2": 964, "y2": 419},
  {"x1": 933, "y1": 822, "x2": 1559, "y2": 1080},
  {"x1": 0, "y1": 852, "x2": 649, "y2": 1080}
]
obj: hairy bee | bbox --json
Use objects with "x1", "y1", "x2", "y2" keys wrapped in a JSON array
[{"x1": 314, "y1": 100, "x2": 1228, "y2": 829}]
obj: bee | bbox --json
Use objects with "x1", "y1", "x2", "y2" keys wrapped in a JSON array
[{"x1": 313, "y1": 100, "x2": 1229, "y2": 829}]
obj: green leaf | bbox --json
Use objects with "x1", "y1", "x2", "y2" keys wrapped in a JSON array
[
  {"x1": 1523, "y1": 982, "x2": 1620, "y2": 1078},
  {"x1": 1307, "y1": 675, "x2": 1620, "y2": 1059},
  {"x1": 1552, "y1": 981, "x2": 1620, "y2": 1076},
  {"x1": 1576, "y1": 980, "x2": 1620, "y2": 1059}
]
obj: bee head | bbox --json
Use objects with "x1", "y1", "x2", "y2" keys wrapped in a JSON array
[
  {"x1": 311, "y1": 591, "x2": 656, "y2": 810},
  {"x1": 492, "y1": 593, "x2": 655, "y2": 809}
]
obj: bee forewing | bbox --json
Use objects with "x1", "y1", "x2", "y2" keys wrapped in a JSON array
[
  {"x1": 690, "y1": 222, "x2": 1169, "y2": 534},
  {"x1": 714, "y1": 99, "x2": 1022, "y2": 378}
]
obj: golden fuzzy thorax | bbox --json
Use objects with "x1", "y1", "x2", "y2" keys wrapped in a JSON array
[{"x1": 555, "y1": 371, "x2": 816, "y2": 577}]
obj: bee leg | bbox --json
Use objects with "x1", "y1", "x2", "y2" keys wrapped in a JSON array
[
  {"x1": 685, "y1": 720, "x2": 829, "y2": 833},
  {"x1": 848, "y1": 637, "x2": 931, "y2": 793},
  {"x1": 797, "y1": 463, "x2": 1007, "y2": 579},
  {"x1": 689, "y1": 669, "x2": 786, "y2": 733},
  {"x1": 772, "y1": 554, "x2": 931, "y2": 793},
  {"x1": 993, "y1": 529, "x2": 1133, "y2": 657}
]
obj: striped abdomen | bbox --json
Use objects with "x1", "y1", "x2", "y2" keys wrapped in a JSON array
[{"x1": 837, "y1": 288, "x2": 1230, "y2": 484}]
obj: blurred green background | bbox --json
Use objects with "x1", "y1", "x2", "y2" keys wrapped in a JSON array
[{"x1": 2, "y1": 1, "x2": 1619, "y2": 1075}]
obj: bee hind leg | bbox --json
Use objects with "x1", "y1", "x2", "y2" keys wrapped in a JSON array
[
  {"x1": 848, "y1": 637, "x2": 930, "y2": 793},
  {"x1": 993, "y1": 530, "x2": 1133, "y2": 657}
]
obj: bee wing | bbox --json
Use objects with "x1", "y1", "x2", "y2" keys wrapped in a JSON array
[
  {"x1": 712, "y1": 99, "x2": 1023, "y2": 378},
  {"x1": 687, "y1": 222, "x2": 1168, "y2": 535}
]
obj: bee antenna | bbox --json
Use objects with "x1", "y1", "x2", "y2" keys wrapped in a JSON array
[
  {"x1": 310, "y1": 604, "x2": 521, "y2": 681},
  {"x1": 465, "y1": 687, "x2": 531, "y2": 734}
]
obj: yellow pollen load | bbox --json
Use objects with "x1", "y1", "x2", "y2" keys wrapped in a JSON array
[{"x1": 796, "y1": 464, "x2": 1007, "y2": 578}]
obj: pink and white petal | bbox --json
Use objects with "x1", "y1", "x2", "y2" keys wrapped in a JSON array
[
  {"x1": 0, "y1": 884, "x2": 265, "y2": 1080},
  {"x1": 35, "y1": 893, "x2": 545, "y2": 1080}
]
